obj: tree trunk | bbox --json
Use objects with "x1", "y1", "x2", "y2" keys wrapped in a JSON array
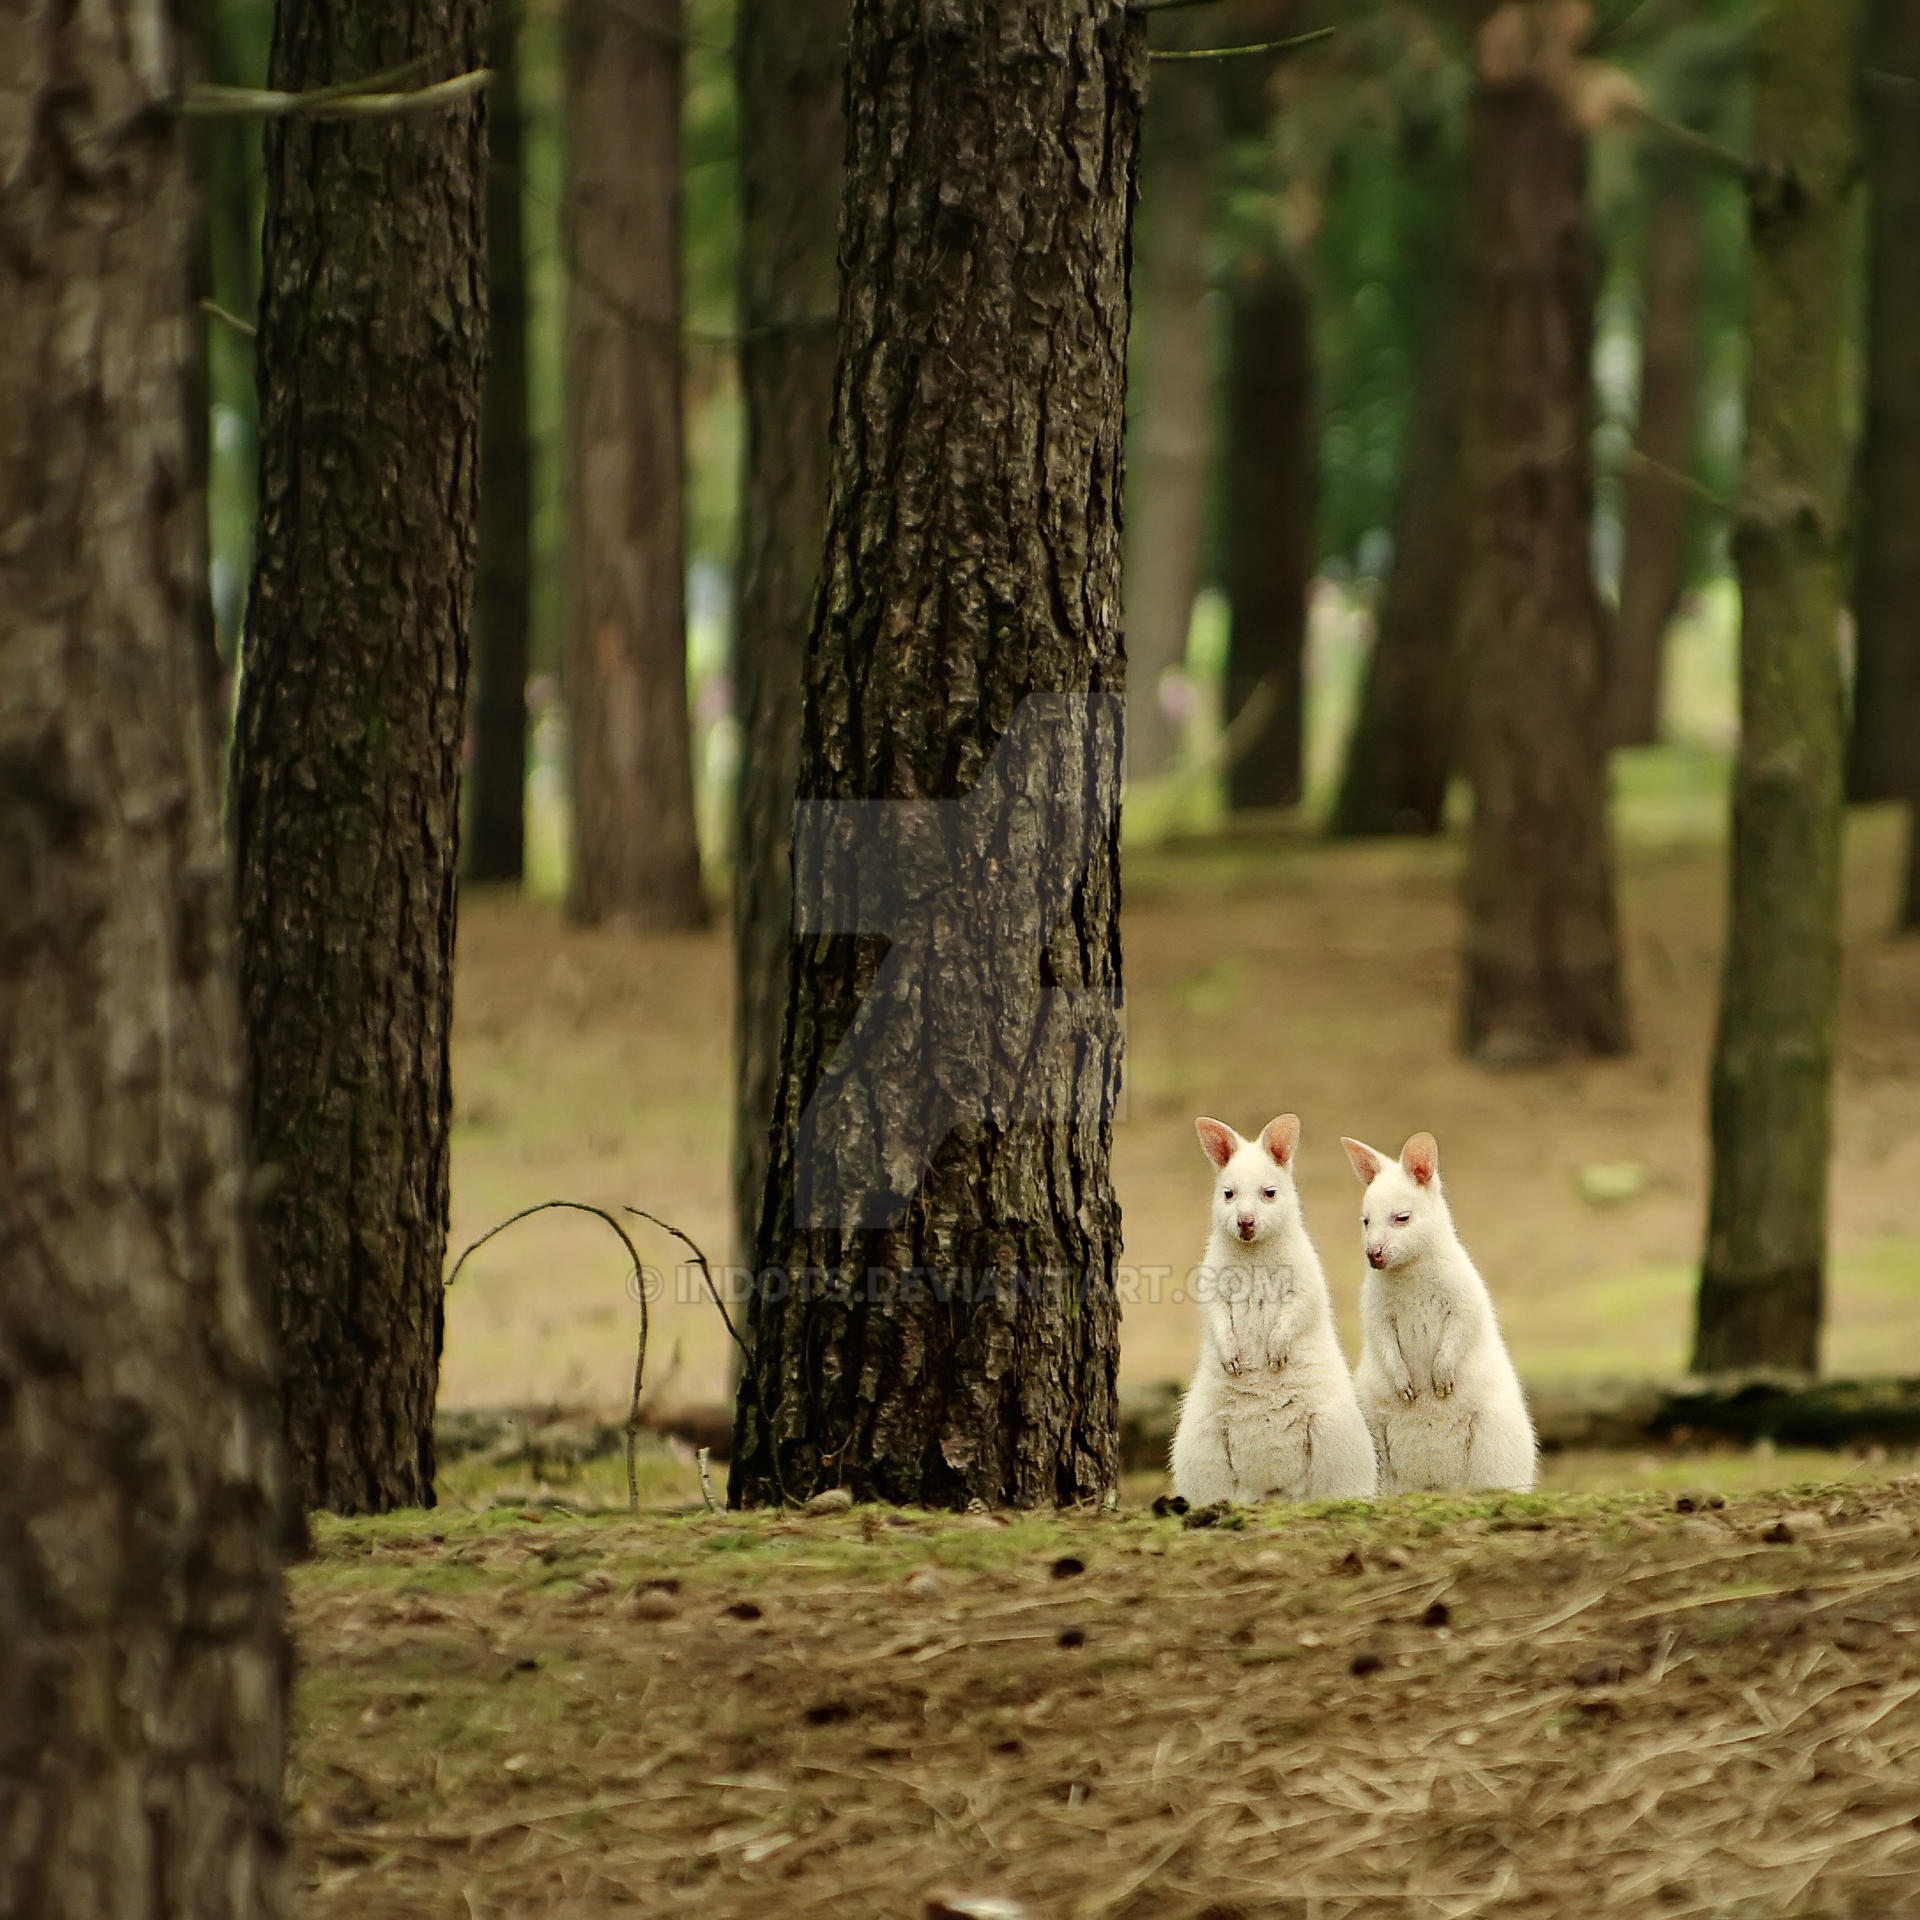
[
  {"x1": 192, "y1": 0, "x2": 267, "y2": 675},
  {"x1": 469, "y1": 0, "x2": 533, "y2": 885},
  {"x1": 1693, "y1": 1, "x2": 1854, "y2": 1375},
  {"x1": 1849, "y1": 1, "x2": 1920, "y2": 812},
  {"x1": 1854, "y1": 7, "x2": 1920, "y2": 927},
  {"x1": 1457, "y1": 5, "x2": 1630, "y2": 1064},
  {"x1": 233, "y1": 0, "x2": 486, "y2": 1513},
  {"x1": 1122, "y1": 64, "x2": 1216, "y2": 784},
  {"x1": 1611, "y1": 163, "x2": 1702, "y2": 748},
  {"x1": 732, "y1": 0, "x2": 847, "y2": 1278},
  {"x1": 1328, "y1": 112, "x2": 1467, "y2": 839},
  {"x1": 0, "y1": 6, "x2": 290, "y2": 1909},
  {"x1": 729, "y1": 0, "x2": 1143, "y2": 1511},
  {"x1": 563, "y1": 0, "x2": 707, "y2": 929},
  {"x1": 1222, "y1": 239, "x2": 1314, "y2": 812}
]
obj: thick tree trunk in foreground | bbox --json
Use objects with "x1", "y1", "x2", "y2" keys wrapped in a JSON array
[
  {"x1": 1457, "y1": 6, "x2": 1629, "y2": 1063},
  {"x1": 1122, "y1": 64, "x2": 1216, "y2": 783},
  {"x1": 1694, "y1": 0, "x2": 1854, "y2": 1375},
  {"x1": 1612, "y1": 164, "x2": 1702, "y2": 748},
  {"x1": 731, "y1": 0, "x2": 1142, "y2": 1511},
  {"x1": 0, "y1": 8, "x2": 289, "y2": 1908},
  {"x1": 1328, "y1": 115, "x2": 1467, "y2": 839},
  {"x1": 563, "y1": 0, "x2": 706, "y2": 928},
  {"x1": 469, "y1": 0, "x2": 532, "y2": 884},
  {"x1": 1849, "y1": 0, "x2": 1920, "y2": 813},
  {"x1": 234, "y1": 0, "x2": 486, "y2": 1512},
  {"x1": 1223, "y1": 239, "x2": 1314, "y2": 811},
  {"x1": 732, "y1": 0, "x2": 847, "y2": 1277}
]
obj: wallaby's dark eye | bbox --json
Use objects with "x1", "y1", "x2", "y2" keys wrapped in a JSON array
[
  {"x1": 1362, "y1": 1215, "x2": 1370, "y2": 1228},
  {"x1": 1393, "y1": 1210, "x2": 1412, "y2": 1225},
  {"x1": 1262, "y1": 1187, "x2": 1277, "y2": 1201},
  {"x1": 1223, "y1": 1188, "x2": 1234, "y2": 1201}
]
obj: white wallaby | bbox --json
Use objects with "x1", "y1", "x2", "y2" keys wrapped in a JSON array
[
  {"x1": 1340, "y1": 1131, "x2": 1536, "y2": 1494},
  {"x1": 1169, "y1": 1115, "x2": 1378, "y2": 1506}
]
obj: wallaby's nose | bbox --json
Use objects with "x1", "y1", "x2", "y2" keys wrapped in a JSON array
[
  {"x1": 1236, "y1": 1214, "x2": 1256, "y2": 1240},
  {"x1": 1366, "y1": 1243, "x2": 1388, "y2": 1269}
]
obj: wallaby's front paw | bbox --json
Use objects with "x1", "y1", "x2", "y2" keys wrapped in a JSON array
[
  {"x1": 1433, "y1": 1374, "x2": 1455, "y2": 1400},
  {"x1": 1223, "y1": 1353, "x2": 1244, "y2": 1378},
  {"x1": 1396, "y1": 1378, "x2": 1418, "y2": 1405}
]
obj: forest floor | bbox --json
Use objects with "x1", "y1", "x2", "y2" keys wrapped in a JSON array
[
  {"x1": 292, "y1": 1460, "x2": 1920, "y2": 1918},
  {"x1": 310, "y1": 744, "x2": 1920, "y2": 1914},
  {"x1": 443, "y1": 763, "x2": 1920, "y2": 1417}
]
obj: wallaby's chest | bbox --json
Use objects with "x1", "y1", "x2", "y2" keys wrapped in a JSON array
[
  {"x1": 1205, "y1": 1245, "x2": 1297, "y2": 1321},
  {"x1": 1380, "y1": 1278, "x2": 1453, "y2": 1367}
]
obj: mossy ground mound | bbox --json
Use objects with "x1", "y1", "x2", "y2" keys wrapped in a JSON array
[{"x1": 294, "y1": 1460, "x2": 1920, "y2": 1916}]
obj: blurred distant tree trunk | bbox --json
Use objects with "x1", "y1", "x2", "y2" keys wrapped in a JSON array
[
  {"x1": 1856, "y1": 6, "x2": 1920, "y2": 929},
  {"x1": 1, "y1": 9, "x2": 288, "y2": 1910},
  {"x1": 1328, "y1": 113, "x2": 1466, "y2": 839},
  {"x1": 730, "y1": 0, "x2": 1141, "y2": 1511},
  {"x1": 233, "y1": 0, "x2": 486, "y2": 1512},
  {"x1": 469, "y1": 0, "x2": 532, "y2": 884},
  {"x1": 192, "y1": 0, "x2": 265, "y2": 675},
  {"x1": 1123, "y1": 64, "x2": 1216, "y2": 783},
  {"x1": 1222, "y1": 238, "x2": 1314, "y2": 811},
  {"x1": 1612, "y1": 161, "x2": 1702, "y2": 748},
  {"x1": 1694, "y1": 1, "x2": 1854, "y2": 1374},
  {"x1": 1457, "y1": 5, "x2": 1629, "y2": 1063},
  {"x1": 1849, "y1": 0, "x2": 1920, "y2": 812},
  {"x1": 564, "y1": 0, "x2": 706, "y2": 928},
  {"x1": 732, "y1": 0, "x2": 847, "y2": 1280}
]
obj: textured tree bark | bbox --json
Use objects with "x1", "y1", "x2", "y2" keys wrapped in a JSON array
[
  {"x1": 1222, "y1": 238, "x2": 1314, "y2": 811},
  {"x1": 0, "y1": 6, "x2": 290, "y2": 1909},
  {"x1": 730, "y1": 0, "x2": 1142, "y2": 1511},
  {"x1": 563, "y1": 0, "x2": 707, "y2": 929},
  {"x1": 1122, "y1": 64, "x2": 1216, "y2": 784},
  {"x1": 1611, "y1": 164, "x2": 1702, "y2": 748},
  {"x1": 732, "y1": 0, "x2": 848, "y2": 1278},
  {"x1": 1328, "y1": 112, "x2": 1467, "y2": 839},
  {"x1": 233, "y1": 0, "x2": 486, "y2": 1512},
  {"x1": 1850, "y1": 0, "x2": 1920, "y2": 812},
  {"x1": 1457, "y1": 5, "x2": 1630, "y2": 1064},
  {"x1": 1694, "y1": 1, "x2": 1854, "y2": 1375},
  {"x1": 469, "y1": 0, "x2": 533, "y2": 884}
]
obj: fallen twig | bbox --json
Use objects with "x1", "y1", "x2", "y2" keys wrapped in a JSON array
[
  {"x1": 1150, "y1": 25, "x2": 1334, "y2": 60},
  {"x1": 446, "y1": 1200, "x2": 650, "y2": 1512},
  {"x1": 185, "y1": 69, "x2": 487, "y2": 119},
  {"x1": 199, "y1": 297, "x2": 256, "y2": 339}
]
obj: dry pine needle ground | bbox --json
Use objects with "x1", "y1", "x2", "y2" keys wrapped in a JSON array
[{"x1": 292, "y1": 1473, "x2": 1920, "y2": 1918}]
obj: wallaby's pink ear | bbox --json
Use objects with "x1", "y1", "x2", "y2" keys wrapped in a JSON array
[
  {"x1": 1259, "y1": 1115, "x2": 1300, "y2": 1168},
  {"x1": 1341, "y1": 1137, "x2": 1386, "y2": 1186},
  {"x1": 1401, "y1": 1131, "x2": 1439, "y2": 1186},
  {"x1": 1195, "y1": 1117, "x2": 1239, "y2": 1169}
]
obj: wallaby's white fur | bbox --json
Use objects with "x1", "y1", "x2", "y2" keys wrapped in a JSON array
[
  {"x1": 1341, "y1": 1131, "x2": 1536, "y2": 1494},
  {"x1": 1169, "y1": 1116, "x2": 1378, "y2": 1506}
]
